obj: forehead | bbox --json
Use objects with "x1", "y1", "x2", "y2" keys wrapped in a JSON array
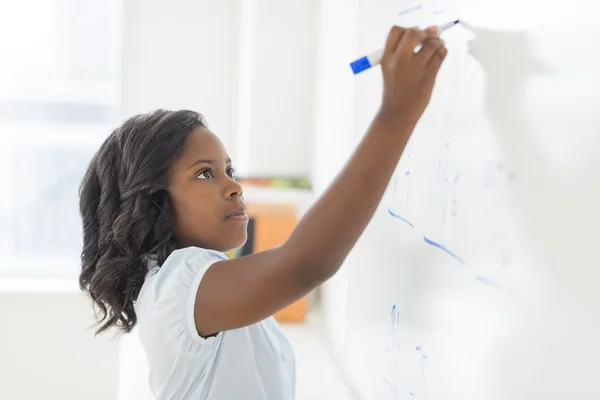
[{"x1": 173, "y1": 126, "x2": 229, "y2": 168}]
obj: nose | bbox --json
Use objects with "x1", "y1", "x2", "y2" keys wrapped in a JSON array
[{"x1": 225, "y1": 177, "x2": 243, "y2": 199}]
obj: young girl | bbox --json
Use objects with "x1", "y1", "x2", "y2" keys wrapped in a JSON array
[{"x1": 79, "y1": 25, "x2": 446, "y2": 399}]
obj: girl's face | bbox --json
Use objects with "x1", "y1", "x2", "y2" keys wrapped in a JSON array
[{"x1": 166, "y1": 126, "x2": 248, "y2": 252}]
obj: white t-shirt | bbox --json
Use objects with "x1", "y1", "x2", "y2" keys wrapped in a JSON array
[{"x1": 135, "y1": 247, "x2": 296, "y2": 399}]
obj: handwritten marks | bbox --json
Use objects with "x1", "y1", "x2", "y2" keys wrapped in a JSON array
[
  {"x1": 388, "y1": 145, "x2": 519, "y2": 291},
  {"x1": 385, "y1": 305, "x2": 402, "y2": 399},
  {"x1": 388, "y1": 209, "x2": 414, "y2": 228},
  {"x1": 423, "y1": 236, "x2": 466, "y2": 265},
  {"x1": 398, "y1": 4, "x2": 422, "y2": 15},
  {"x1": 385, "y1": 305, "x2": 452, "y2": 399}
]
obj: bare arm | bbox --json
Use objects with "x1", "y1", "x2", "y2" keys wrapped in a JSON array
[{"x1": 194, "y1": 26, "x2": 448, "y2": 336}]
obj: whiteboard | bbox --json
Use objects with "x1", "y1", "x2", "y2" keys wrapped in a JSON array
[{"x1": 342, "y1": 1, "x2": 600, "y2": 399}]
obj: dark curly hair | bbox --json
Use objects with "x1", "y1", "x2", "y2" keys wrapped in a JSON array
[{"x1": 79, "y1": 109, "x2": 207, "y2": 334}]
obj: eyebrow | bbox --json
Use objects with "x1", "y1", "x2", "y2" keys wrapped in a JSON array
[{"x1": 188, "y1": 158, "x2": 232, "y2": 170}]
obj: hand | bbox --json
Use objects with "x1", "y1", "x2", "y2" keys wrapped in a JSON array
[{"x1": 378, "y1": 26, "x2": 448, "y2": 126}]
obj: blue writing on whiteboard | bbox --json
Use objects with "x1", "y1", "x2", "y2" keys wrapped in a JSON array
[
  {"x1": 423, "y1": 236, "x2": 466, "y2": 265},
  {"x1": 475, "y1": 274, "x2": 517, "y2": 295},
  {"x1": 388, "y1": 209, "x2": 414, "y2": 228},
  {"x1": 416, "y1": 346, "x2": 428, "y2": 394},
  {"x1": 398, "y1": 4, "x2": 422, "y2": 15}
]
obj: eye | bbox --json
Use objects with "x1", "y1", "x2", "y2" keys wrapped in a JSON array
[
  {"x1": 227, "y1": 166, "x2": 236, "y2": 179},
  {"x1": 196, "y1": 169, "x2": 214, "y2": 179}
]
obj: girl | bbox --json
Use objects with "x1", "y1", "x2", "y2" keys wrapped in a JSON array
[{"x1": 79, "y1": 25, "x2": 447, "y2": 399}]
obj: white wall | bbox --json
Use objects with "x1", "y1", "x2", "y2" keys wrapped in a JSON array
[
  {"x1": 247, "y1": 0, "x2": 318, "y2": 176},
  {"x1": 0, "y1": 292, "x2": 119, "y2": 400},
  {"x1": 311, "y1": 0, "x2": 359, "y2": 362},
  {"x1": 120, "y1": 0, "x2": 317, "y2": 178},
  {"x1": 120, "y1": 0, "x2": 241, "y2": 154}
]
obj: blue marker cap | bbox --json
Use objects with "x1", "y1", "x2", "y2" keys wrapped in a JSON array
[{"x1": 350, "y1": 56, "x2": 372, "y2": 75}]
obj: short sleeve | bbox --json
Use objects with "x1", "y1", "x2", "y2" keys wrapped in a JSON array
[{"x1": 136, "y1": 246, "x2": 228, "y2": 355}]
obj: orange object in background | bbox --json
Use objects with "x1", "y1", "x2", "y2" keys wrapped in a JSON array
[{"x1": 246, "y1": 203, "x2": 307, "y2": 323}]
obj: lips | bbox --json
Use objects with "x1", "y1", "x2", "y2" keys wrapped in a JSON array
[{"x1": 226, "y1": 206, "x2": 248, "y2": 220}]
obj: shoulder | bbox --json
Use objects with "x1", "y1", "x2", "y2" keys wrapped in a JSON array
[
  {"x1": 151, "y1": 246, "x2": 228, "y2": 287},
  {"x1": 136, "y1": 246, "x2": 227, "y2": 327}
]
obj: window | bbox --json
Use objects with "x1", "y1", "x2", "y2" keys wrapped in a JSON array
[{"x1": 0, "y1": 0, "x2": 122, "y2": 278}]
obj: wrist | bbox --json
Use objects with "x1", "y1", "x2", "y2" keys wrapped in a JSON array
[{"x1": 374, "y1": 106, "x2": 418, "y2": 137}]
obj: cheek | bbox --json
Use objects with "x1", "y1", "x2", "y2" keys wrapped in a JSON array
[
  {"x1": 181, "y1": 198, "x2": 216, "y2": 227},
  {"x1": 171, "y1": 194, "x2": 213, "y2": 235}
]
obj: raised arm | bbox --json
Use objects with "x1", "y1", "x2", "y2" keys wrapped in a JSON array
[{"x1": 194, "y1": 26, "x2": 448, "y2": 336}]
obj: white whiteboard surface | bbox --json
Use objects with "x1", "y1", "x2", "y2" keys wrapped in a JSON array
[{"x1": 340, "y1": 0, "x2": 600, "y2": 399}]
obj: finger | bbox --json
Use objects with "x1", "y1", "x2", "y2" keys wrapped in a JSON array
[
  {"x1": 395, "y1": 26, "x2": 440, "y2": 57},
  {"x1": 394, "y1": 27, "x2": 426, "y2": 57},
  {"x1": 383, "y1": 26, "x2": 406, "y2": 59},
  {"x1": 412, "y1": 26, "x2": 440, "y2": 54},
  {"x1": 415, "y1": 37, "x2": 446, "y2": 64},
  {"x1": 427, "y1": 44, "x2": 448, "y2": 74},
  {"x1": 424, "y1": 25, "x2": 439, "y2": 37}
]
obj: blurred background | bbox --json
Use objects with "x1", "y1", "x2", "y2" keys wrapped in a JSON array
[{"x1": 0, "y1": 0, "x2": 357, "y2": 398}]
